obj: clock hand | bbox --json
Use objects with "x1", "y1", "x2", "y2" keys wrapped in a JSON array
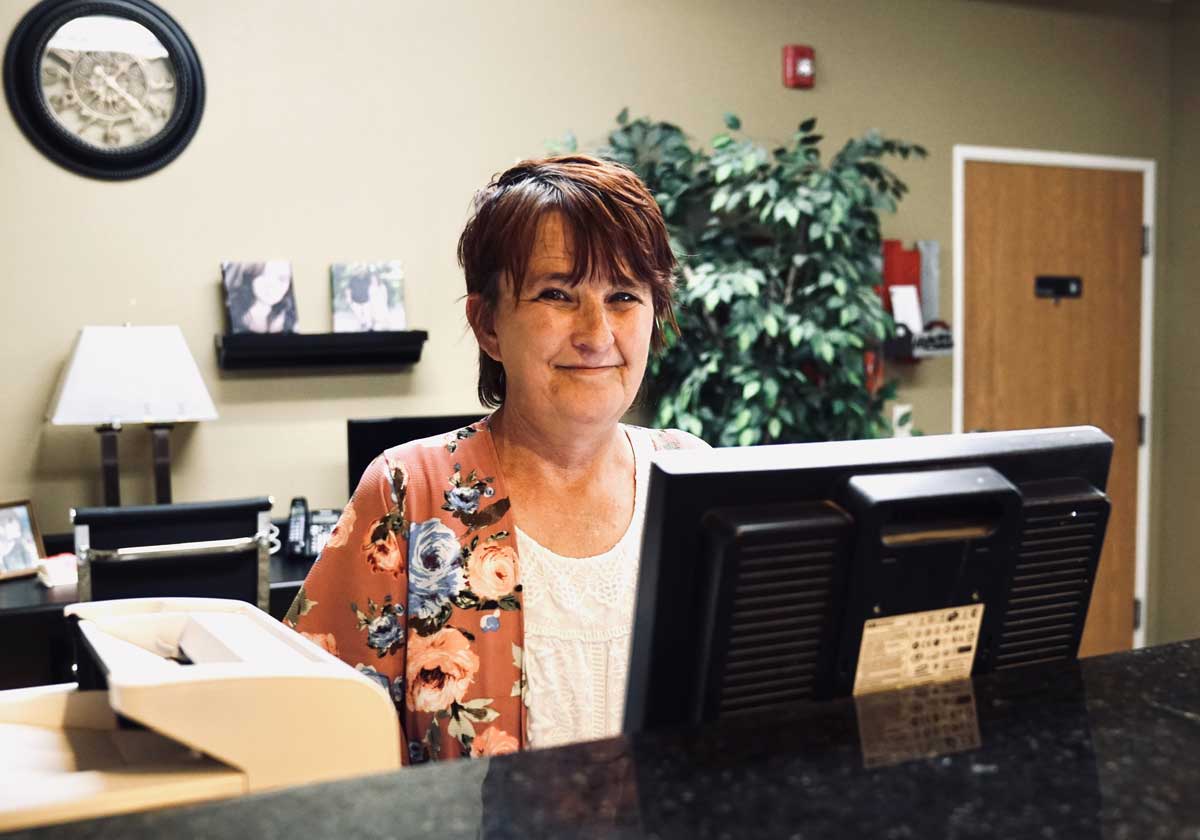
[{"x1": 93, "y1": 66, "x2": 147, "y2": 113}]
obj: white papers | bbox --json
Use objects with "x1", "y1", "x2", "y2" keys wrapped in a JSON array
[
  {"x1": 888, "y1": 285, "x2": 924, "y2": 335},
  {"x1": 917, "y1": 240, "x2": 940, "y2": 325},
  {"x1": 36, "y1": 555, "x2": 78, "y2": 588}
]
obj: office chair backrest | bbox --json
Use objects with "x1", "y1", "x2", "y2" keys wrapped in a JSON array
[
  {"x1": 72, "y1": 497, "x2": 273, "y2": 610},
  {"x1": 346, "y1": 414, "x2": 481, "y2": 497}
]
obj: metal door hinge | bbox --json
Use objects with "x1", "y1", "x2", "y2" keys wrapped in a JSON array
[
  {"x1": 1134, "y1": 597, "x2": 1143, "y2": 631},
  {"x1": 1139, "y1": 413, "x2": 1146, "y2": 446},
  {"x1": 1143, "y1": 225, "x2": 1151, "y2": 257}
]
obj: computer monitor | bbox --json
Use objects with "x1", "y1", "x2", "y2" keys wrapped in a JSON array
[
  {"x1": 347, "y1": 414, "x2": 482, "y2": 496},
  {"x1": 624, "y1": 426, "x2": 1112, "y2": 734}
]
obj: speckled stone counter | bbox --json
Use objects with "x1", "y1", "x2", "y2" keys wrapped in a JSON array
[{"x1": 11, "y1": 640, "x2": 1200, "y2": 839}]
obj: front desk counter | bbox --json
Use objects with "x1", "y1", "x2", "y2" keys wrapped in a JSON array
[{"x1": 11, "y1": 639, "x2": 1200, "y2": 839}]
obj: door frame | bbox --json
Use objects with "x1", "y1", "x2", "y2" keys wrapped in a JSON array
[{"x1": 951, "y1": 145, "x2": 1157, "y2": 649}]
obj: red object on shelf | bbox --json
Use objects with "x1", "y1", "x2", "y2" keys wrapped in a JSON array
[
  {"x1": 864, "y1": 350, "x2": 884, "y2": 395},
  {"x1": 782, "y1": 45, "x2": 815, "y2": 88},
  {"x1": 880, "y1": 239, "x2": 921, "y2": 314}
]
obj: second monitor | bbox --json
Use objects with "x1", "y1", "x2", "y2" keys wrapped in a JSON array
[{"x1": 346, "y1": 414, "x2": 482, "y2": 496}]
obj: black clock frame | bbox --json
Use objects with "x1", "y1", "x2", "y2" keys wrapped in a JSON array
[{"x1": 3, "y1": 0, "x2": 204, "y2": 180}]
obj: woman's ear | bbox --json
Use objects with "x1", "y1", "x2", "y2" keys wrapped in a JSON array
[{"x1": 466, "y1": 293, "x2": 502, "y2": 362}]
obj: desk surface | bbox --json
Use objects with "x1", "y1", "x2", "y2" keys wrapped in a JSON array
[
  {"x1": 13, "y1": 639, "x2": 1200, "y2": 839},
  {"x1": 0, "y1": 553, "x2": 314, "y2": 616}
]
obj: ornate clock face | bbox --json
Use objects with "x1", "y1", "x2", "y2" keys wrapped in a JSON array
[{"x1": 38, "y1": 16, "x2": 178, "y2": 150}]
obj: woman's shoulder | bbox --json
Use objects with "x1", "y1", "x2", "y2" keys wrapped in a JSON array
[{"x1": 626, "y1": 425, "x2": 711, "y2": 452}]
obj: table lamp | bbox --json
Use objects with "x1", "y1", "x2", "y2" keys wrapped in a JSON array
[{"x1": 47, "y1": 325, "x2": 218, "y2": 506}]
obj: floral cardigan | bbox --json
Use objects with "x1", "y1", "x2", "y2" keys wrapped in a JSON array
[{"x1": 285, "y1": 417, "x2": 706, "y2": 764}]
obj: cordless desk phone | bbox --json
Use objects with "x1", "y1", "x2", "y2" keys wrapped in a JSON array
[
  {"x1": 287, "y1": 498, "x2": 309, "y2": 557},
  {"x1": 287, "y1": 497, "x2": 340, "y2": 559}
]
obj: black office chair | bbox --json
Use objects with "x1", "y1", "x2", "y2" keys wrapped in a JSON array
[
  {"x1": 347, "y1": 414, "x2": 481, "y2": 496},
  {"x1": 71, "y1": 498, "x2": 275, "y2": 611}
]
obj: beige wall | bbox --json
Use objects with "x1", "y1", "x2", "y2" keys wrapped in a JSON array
[
  {"x1": 1, "y1": 0, "x2": 1191, "y2": 639},
  {"x1": 1156, "y1": 0, "x2": 1200, "y2": 644}
]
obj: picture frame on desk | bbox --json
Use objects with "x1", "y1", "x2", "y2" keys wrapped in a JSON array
[{"x1": 0, "y1": 500, "x2": 43, "y2": 582}]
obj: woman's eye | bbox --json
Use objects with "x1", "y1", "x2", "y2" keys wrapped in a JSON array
[
  {"x1": 536, "y1": 288, "x2": 570, "y2": 302},
  {"x1": 609, "y1": 292, "x2": 642, "y2": 304}
]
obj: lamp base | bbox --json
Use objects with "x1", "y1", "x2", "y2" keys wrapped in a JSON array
[
  {"x1": 149, "y1": 424, "x2": 174, "y2": 504},
  {"x1": 95, "y1": 424, "x2": 121, "y2": 507}
]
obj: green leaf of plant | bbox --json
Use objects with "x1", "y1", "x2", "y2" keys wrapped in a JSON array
[
  {"x1": 715, "y1": 163, "x2": 734, "y2": 184},
  {"x1": 763, "y1": 378, "x2": 780, "y2": 405},
  {"x1": 743, "y1": 380, "x2": 761, "y2": 399},
  {"x1": 616, "y1": 107, "x2": 629, "y2": 125},
  {"x1": 723, "y1": 112, "x2": 742, "y2": 131},
  {"x1": 763, "y1": 313, "x2": 779, "y2": 337},
  {"x1": 784, "y1": 203, "x2": 800, "y2": 228},
  {"x1": 799, "y1": 117, "x2": 817, "y2": 133},
  {"x1": 711, "y1": 186, "x2": 730, "y2": 211}
]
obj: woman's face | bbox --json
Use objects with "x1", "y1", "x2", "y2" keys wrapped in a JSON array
[
  {"x1": 474, "y1": 213, "x2": 655, "y2": 430},
  {"x1": 251, "y1": 262, "x2": 291, "y2": 306}
]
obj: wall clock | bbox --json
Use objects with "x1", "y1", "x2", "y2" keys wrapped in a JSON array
[{"x1": 4, "y1": 0, "x2": 204, "y2": 180}]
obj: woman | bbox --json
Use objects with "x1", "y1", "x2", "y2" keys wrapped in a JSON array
[{"x1": 288, "y1": 155, "x2": 707, "y2": 763}]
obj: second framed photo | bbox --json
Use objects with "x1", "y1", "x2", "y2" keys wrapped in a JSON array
[
  {"x1": 331, "y1": 261, "x2": 407, "y2": 332},
  {"x1": 0, "y1": 500, "x2": 43, "y2": 581}
]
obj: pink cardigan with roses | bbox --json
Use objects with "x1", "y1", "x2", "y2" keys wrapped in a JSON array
[{"x1": 286, "y1": 417, "x2": 706, "y2": 764}]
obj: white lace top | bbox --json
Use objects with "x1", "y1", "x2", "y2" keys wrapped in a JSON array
[{"x1": 515, "y1": 425, "x2": 652, "y2": 749}]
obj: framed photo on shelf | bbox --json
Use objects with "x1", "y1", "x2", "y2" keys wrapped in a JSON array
[
  {"x1": 0, "y1": 500, "x2": 44, "y2": 581},
  {"x1": 331, "y1": 261, "x2": 407, "y2": 332},
  {"x1": 221, "y1": 260, "x2": 299, "y2": 334}
]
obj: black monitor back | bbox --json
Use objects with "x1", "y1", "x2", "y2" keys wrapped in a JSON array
[
  {"x1": 72, "y1": 497, "x2": 272, "y2": 605},
  {"x1": 626, "y1": 426, "x2": 1113, "y2": 733},
  {"x1": 347, "y1": 414, "x2": 482, "y2": 495}
]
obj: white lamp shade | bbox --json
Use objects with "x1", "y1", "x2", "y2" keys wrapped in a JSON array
[{"x1": 48, "y1": 326, "x2": 218, "y2": 426}]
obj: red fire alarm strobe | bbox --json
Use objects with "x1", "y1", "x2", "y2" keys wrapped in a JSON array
[{"x1": 783, "y1": 45, "x2": 815, "y2": 89}]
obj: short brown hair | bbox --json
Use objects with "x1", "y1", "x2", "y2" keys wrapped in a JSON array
[{"x1": 458, "y1": 154, "x2": 678, "y2": 407}]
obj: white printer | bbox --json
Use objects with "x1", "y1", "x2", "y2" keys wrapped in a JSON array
[{"x1": 0, "y1": 597, "x2": 402, "y2": 832}]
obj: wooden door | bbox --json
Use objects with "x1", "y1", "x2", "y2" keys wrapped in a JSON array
[{"x1": 963, "y1": 161, "x2": 1142, "y2": 657}]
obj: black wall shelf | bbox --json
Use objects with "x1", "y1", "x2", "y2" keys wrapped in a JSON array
[{"x1": 215, "y1": 330, "x2": 428, "y2": 370}]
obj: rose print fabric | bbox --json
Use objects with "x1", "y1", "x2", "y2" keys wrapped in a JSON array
[{"x1": 285, "y1": 417, "x2": 707, "y2": 764}]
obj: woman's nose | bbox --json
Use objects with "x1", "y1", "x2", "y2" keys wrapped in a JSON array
[{"x1": 572, "y1": 296, "x2": 615, "y2": 352}]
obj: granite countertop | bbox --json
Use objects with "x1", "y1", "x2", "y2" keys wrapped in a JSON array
[{"x1": 13, "y1": 640, "x2": 1200, "y2": 839}]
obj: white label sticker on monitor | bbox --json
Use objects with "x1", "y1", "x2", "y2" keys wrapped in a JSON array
[{"x1": 852, "y1": 604, "x2": 984, "y2": 696}]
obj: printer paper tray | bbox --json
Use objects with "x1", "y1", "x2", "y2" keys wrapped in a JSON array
[{"x1": 0, "y1": 686, "x2": 245, "y2": 832}]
